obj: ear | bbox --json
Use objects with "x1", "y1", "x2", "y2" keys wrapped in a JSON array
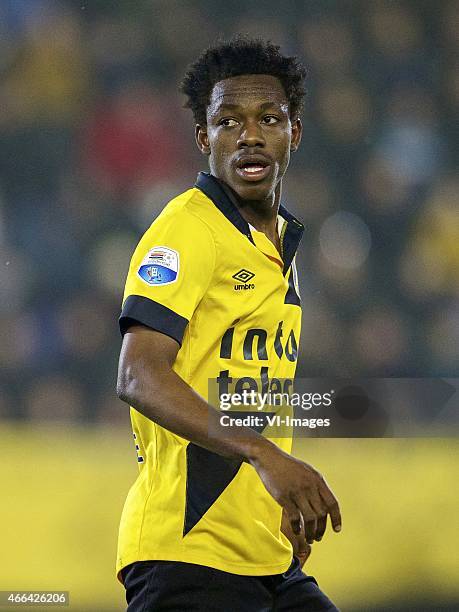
[
  {"x1": 195, "y1": 124, "x2": 211, "y2": 155},
  {"x1": 290, "y1": 118, "x2": 303, "y2": 152}
]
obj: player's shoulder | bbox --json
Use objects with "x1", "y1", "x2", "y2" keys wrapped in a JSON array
[{"x1": 146, "y1": 186, "x2": 217, "y2": 239}]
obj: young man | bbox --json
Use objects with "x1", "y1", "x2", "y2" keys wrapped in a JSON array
[{"x1": 116, "y1": 38, "x2": 341, "y2": 611}]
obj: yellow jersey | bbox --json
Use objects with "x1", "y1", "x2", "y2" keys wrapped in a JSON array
[{"x1": 116, "y1": 172, "x2": 304, "y2": 581}]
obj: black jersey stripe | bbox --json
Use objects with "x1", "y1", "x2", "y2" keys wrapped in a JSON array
[
  {"x1": 119, "y1": 295, "x2": 188, "y2": 345},
  {"x1": 183, "y1": 413, "x2": 276, "y2": 536},
  {"x1": 183, "y1": 444, "x2": 242, "y2": 536}
]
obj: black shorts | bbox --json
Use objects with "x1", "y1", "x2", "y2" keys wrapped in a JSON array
[{"x1": 121, "y1": 557, "x2": 339, "y2": 611}]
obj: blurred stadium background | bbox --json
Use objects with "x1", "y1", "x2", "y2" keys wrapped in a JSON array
[{"x1": 0, "y1": 0, "x2": 457, "y2": 610}]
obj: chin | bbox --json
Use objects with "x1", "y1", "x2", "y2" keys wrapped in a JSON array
[{"x1": 232, "y1": 180, "x2": 274, "y2": 202}]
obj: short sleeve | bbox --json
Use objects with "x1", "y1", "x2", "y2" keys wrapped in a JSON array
[{"x1": 119, "y1": 207, "x2": 216, "y2": 345}]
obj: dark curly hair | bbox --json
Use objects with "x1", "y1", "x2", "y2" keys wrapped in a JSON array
[{"x1": 181, "y1": 36, "x2": 307, "y2": 125}]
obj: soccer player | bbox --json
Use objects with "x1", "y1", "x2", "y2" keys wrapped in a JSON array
[{"x1": 116, "y1": 37, "x2": 341, "y2": 611}]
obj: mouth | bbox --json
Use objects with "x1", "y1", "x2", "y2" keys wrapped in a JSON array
[{"x1": 235, "y1": 156, "x2": 271, "y2": 182}]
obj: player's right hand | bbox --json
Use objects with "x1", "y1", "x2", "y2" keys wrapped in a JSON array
[{"x1": 250, "y1": 443, "x2": 342, "y2": 544}]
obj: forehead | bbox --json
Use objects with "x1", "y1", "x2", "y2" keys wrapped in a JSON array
[{"x1": 208, "y1": 74, "x2": 288, "y2": 113}]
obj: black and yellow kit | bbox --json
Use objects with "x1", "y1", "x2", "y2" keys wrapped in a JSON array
[{"x1": 116, "y1": 172, "x2": 304, "y2": 581}]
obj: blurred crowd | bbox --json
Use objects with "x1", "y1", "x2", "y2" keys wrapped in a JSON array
[{"x1": 0, "y1": 0, "x2": 457, "y2": 422}]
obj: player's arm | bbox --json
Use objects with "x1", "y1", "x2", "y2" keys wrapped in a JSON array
[{"x1": 117, "y1": 324, "x2": 342, "y2": 544}]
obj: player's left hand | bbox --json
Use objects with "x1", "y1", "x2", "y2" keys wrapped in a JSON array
[{"x1": 281, "y1": 509, "x2": 311, "y2": 569}]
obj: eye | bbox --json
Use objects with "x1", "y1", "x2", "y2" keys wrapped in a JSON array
[
  {"x1": 262, "y1": 115, "x2": 280, "y2": 125},
  {"x1": 219, "y1": 118, "x2": 239, "y2": 127}
]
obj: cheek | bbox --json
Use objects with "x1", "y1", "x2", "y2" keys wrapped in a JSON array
[
  {"x1": 273, "y1": 135, "x2": 291, "y2": 172},
  {"x1": 209, "y1": 136, "x2": 232, "y2": 160}
]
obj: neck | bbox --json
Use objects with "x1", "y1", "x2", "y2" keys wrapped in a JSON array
[{"x1": 219, "y1": 180, "x2": 282, "y2": 235}]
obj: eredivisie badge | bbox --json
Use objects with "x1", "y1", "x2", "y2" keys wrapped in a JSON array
[{"x1": 138, "y1": 246, "x2": 179, "y2": 286}]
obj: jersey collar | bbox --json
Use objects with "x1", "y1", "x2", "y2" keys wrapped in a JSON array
[{"x1": 195, "y1": 172, "x2": 304, "y2": 274}]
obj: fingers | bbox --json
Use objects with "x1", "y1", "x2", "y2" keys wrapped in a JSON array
[
  {"x1": 318, "y1": 480, "x2": 342, "y2": 533},
  {"x1": 329, "y1": 501, "x2": 342, "y2": 532},
  {"x1": 284, "y1": 495, "x2": 316, "y2": 543},
  {"x1": 292, "y1": 480, "x2": 331, "y2": 542},
  {"x1": 280, "y1": 508, "x2": 310, "y2": 568},
  {"x1": 292, "y1": 479, "x2": 340, "y2": 542},
  {"x1": 294, "y1": 498, "x2": 317, "y2": 544},
  {"x1": 315, "y1": 514, "x2": 327, "y2": 541},
  {"x1": 307, "y1": 488, "x2": 328, "y2": 541},
  {"x1": 278, "y1": 464, "x2": 342, "y2": 543},
  {"x1": 282, "y1": 500, "x2": 302, "y2": 535},
  {"x1": 303, "y1": 519, "x2": 317, "y2": 544}
]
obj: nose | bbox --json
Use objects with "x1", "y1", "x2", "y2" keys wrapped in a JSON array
[{"x1": 237, "y1": 120, "x2": 265, "y2": 148}]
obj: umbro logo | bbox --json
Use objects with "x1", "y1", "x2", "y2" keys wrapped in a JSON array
[
  {"x1": 232, "y1": 269, "x2": 255, "y2": 291},
  {"x1": 232, "y1": 269, "x2": 255, "y2": 283}
]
